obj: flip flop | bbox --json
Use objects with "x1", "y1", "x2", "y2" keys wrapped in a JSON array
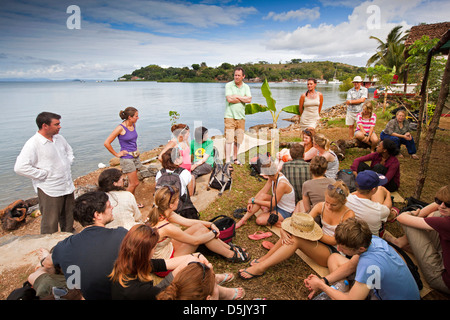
[
  {"x1": 233, "y1": 159, "x2": 243, "y2": 166},
  {"x1": 137, "y1": 203, "x2": 145, "y2": 208},
  {"x1": 217, "y1": 273, "x2": 235, "y2": 286},
  {"x1": 248, "y1": 231, "x2": 272, "y2": 240},
  {"x1": 231, "y1": 287, "x2": 246, "y2": 300},
  {"x1": 262, "y1": 240, "x2": 274, "y2": 250},
  {"x1": 238, "y1": 268, "x2": 265, "y2": 280},
  {"x1": 233, "y1": 207, "x2": 247, "y2": 219}
]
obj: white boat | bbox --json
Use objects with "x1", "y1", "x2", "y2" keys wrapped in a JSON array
[
  {"x1": 317, "y1": 79, "x2": 327, "y2": 84},
  {"x1": 374, "y1": 83, "x2": 418, "y2": 98},
  {"x1": 328, "y1": 68, "x2": 342, "y2": 84}
]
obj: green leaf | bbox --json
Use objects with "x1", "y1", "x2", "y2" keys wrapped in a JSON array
[
  {"x1": 281, "y1": 104, "x2": 300, "y2": 115},
  {"x1": 245, "y1": 103, "x2": 269, "y2": 115},
  {"x1": 261, "y1": 79, "x2": 276, "y2": 112}
]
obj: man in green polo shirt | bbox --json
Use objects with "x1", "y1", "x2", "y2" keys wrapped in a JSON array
[{"x1": 224, "y1": 67, "x2": 252, "y2": 165}]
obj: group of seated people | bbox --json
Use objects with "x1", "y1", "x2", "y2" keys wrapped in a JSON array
[{"x1": 21, "y1": 113, "x2": 448, "y2": 301}]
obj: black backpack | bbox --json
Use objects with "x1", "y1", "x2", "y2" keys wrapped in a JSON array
[
  {"x1": 156, "y1": 167, "x2": 199, "y2": 219},
  {"x1": 249, "y1": 152, "x2": 271, "y2": 176},
  {"x1": 336, "y1": 169, "x2": 357, "y2": 193},
  {"x1": 208, "y1": 162, "x2": 233, "y2": 196}
]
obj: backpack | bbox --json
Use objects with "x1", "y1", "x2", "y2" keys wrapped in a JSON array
[
  {"x1": 209, "y1": 215, "x2": 236, "y2": 243},
  {"x1": 249, "y1": 152, "x2": 271, "y2": 176},
  {"x1": 155, "y1": 167, "x2": 199, "y2": 219},
  {"x1": 399, "y1": 197, "x2": 429, "y2": 214},
  {"x1": 0, "y1": 199, "x2": 28, "y2": 231},
  {"x1": 336, "y1": 169, "x2": 356, "y2": 193},
  {"x1": 7, "y1": 281, "x2": 38, "y2": 300},
  {"x1": 208, "y1": 162, "x2": 233, "y2": 196}
]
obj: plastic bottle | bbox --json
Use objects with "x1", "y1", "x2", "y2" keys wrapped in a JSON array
[{"x1": 313, "y1": 280, "x2": 349, "y2": 300}]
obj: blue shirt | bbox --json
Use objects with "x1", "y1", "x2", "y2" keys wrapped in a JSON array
[{"x1": 355, "y1": 236, "x2": 420, "y2": 300}]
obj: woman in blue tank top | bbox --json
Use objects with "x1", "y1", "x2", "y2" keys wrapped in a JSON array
[{"x1": 104, "y1": 107, "x2": 144, "y2": 207}]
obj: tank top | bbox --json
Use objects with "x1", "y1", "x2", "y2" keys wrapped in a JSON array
[
  {"x1": 153, "y1": 221, "x2": 174, "y2": 259},
  {"x1": 320, "y1": 202, "x2": 350, "y2": 237},
  {"x1": 177, "y1": 141, "x2": 191, "y2": 171},
  {"x1": 272, "y1": 175, "x2": 296, "y2": 213},
  {"x1": 118, "y1": 124, "x2": 137, "y2": 159}
]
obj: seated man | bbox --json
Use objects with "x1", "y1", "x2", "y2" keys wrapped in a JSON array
[
  {"x1": 345, "y1": 170, "x2": 392, "y2": 236},
  {"x1": 304, "y1": 218, "x2": 420, "y2": 300},
  {"x1": 189, "y1": 126, "x2": 215, "y2": 194},
  {"x1": 281, "y1": 143, "x2": 311, "y2": 204}
]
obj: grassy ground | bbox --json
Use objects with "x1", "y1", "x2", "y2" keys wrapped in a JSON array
[{"x1": 199, "y1": 112, "x2": 450, "y2": 300}]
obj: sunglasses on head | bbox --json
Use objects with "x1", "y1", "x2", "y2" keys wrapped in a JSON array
[
  {"x1": 188, "y1": 261, "x2": 210, "y2": 280},
  {"x1": 328, "y1": 184, "x2": 344, "y2": 196},
  {"x1": 303, "y1": 129, "x2": 312, "y2": 136},
  {"x1": 435, "y1": 197, "x2": 450, "y2": 208}
]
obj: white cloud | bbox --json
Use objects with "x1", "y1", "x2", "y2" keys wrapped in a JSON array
[{"x1": 265, "y1": 7, "x2": 320, "y2": 22}]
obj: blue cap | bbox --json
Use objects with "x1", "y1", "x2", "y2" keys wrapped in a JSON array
[{"x1": 355, "y1": 170, "x2": 388, "y2": 190}]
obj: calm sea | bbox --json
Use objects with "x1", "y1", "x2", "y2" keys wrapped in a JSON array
[{"x1": 0, "y1": 81, "x2": 346, "y2": 207}]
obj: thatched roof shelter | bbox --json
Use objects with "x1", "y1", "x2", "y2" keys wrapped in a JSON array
[{"x1": 405, "y1": 22, "x2": 450, "y2": 53}]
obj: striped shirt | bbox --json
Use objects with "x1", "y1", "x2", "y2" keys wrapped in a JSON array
[{"x1": 355, "y1": 112, "x2": 377, "y2": 133}]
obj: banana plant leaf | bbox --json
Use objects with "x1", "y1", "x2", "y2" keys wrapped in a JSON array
[
  {"x1": 245, "y1": 103, "x2": 269, "y2": 115},
  {"x1": 261, "y1": 79, "x2": 276, "y2": 112},
  {"x1": 281, "y1": 104, "x2": 300, "y2": 115}
]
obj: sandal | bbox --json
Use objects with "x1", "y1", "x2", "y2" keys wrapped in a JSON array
[
  {"x1": 231, "y1": 287, "x2": 246, "y2": 300},
  {"x1": 217, "y1": 273, "x2": 235, "y2": 286},
  {"x1": 233, "y1": 159, "x2": 243, "y2": 166},
  {"x1": 238, "y1": 268, "x2": 265, "y2": 280},
  {"x1": 248, "y1": 231, "x2": 272, "y2": 240},
  {"x1": 233, "y1": 207, "x2": 247, "y2": 219},
  {"x1": 227, "y1": 244, "x2": 251, "y2": 263},
  {"x1": 137, "y1": 203, "x2": 145, "y2": 208},
  {"x1": 262, "y1": 240, "x2": 274, "y2": 250}
]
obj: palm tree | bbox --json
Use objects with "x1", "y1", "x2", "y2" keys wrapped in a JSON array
[{"x1": 367, "y1": 25, "x2": 409, "y2": 81}]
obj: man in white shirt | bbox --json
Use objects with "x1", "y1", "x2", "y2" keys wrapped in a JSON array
[
  {"x1": 346, "y1": 170, "x2": 392, "y2": 236},
  {"x1": 14, "y1": 112, "x2": 75, "y2": 234},
  {"x1": 346, "y1": 76, "x2": 368, "y2": 139}
]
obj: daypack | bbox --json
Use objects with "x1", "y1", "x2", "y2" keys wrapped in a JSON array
[
  {"x1": 155, "y1": 167, "x2": 199, "y2": 219},
  {"x1": 249, "y1": 152, "x2": 271, "y2": 176},
  {"x1": 336, "y1": 169, "x2": 357, "y2": 193},
  {"x1": 0, "y1": 199, "x2": 28, "y2": 231},
  {"x1": 209, "y1": 215, "x2": 236, "y2": 243},
  {"x1": 399, "y1": 197, "x2": 429, "y2": 214},
  {"x1": 208, "y1": 162, "x2": 233, "y2": 196}
]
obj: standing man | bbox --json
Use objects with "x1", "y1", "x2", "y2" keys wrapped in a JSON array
[
  {"x1": 224, "y1": 67, "x2": 252, "y2": 165},
  {"x1": 345, "y1": 76, "x2": 368, "y2": 139},
  {"x1": 14, "y1": 112, "x2": 75, "y2": 234}
]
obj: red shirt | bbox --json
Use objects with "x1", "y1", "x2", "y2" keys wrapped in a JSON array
[{"x1": 350, "y1": 152, "x2": 400, "y2": 187}]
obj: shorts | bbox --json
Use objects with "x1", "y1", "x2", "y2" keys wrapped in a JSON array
[
  {"x1": 224, "y1": 118, "x2": 245, "y2": 145},
  {"x1": 275, "y1": 206, "x2": 292, "y2": 219},
  {"x1": 33, "y1": 273, "x2": 67, "y2": 298},
  {"x1": 345, "y1": 111, "x2": 359, "y2": 126},
  {"x1": 120, "y1": 157, "x2": 144, "y2": 174},
  {"x1": 191, "y1": 162, "x2": 213, "y2": 178}
]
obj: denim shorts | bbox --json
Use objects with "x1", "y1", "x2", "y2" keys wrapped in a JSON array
[{"x1": 275, "y1": 206, "x2": 293, "y2": 219}]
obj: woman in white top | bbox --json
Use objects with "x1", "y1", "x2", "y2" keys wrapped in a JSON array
[
  {"x1": 98, "y1": 168, "x2": 143, "y2": 230},
  {"x1": 299, "y1": 78, "x2": 323, "y2": 130},
  {"x1": 236, "y1": 160, "x2": 295, "y2": 229},
  {"x1": 313, "y1": 133, "x2": 339, "y2": 179},
  {"x1": 238, "y1": 181, "x2": 354, "y2": 280}
]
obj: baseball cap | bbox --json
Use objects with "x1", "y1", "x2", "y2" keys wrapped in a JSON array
[{"x1": 355, "y1": 170, "x2": 388, "y2": 190}]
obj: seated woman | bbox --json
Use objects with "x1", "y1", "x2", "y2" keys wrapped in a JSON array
[
  {"x1": 235, "y1": 159, "x2": 296, "y2": 229},
  {"x1": 354, "y1": 101, "x2": 378, "y2": 152},
  {"x1": 157, "y1": 260, "x2": 245, "y2": 300},
  {"x1": 385, "y1": 185, "x2": 450, "y2": 295},
  {"x1": 146, "y1": 186, "x2": 250, "y2": 274},
  {"x1": 302, "y1": 127, "x2": 317, "y2": 161},
  {"x1": 98, "y1": 168, "x2": 143, "y2": 230},
  {"x1": 380, "y1": 109, "x2": 419, "y2": 159},
  {"x1": 158, "y1": 123, "x2": 192, "y2": 172},
  {"x1": 312, "y1": 133, "x2": 339, "y2": 179},
  {"x1": 238, "y1": 181, "x2": 354, "y2": 280},
  {"x1": 190, "y1": 126, "x2": 215, "y2": 193},
  {"x1": 296, "y1": 155, "x2": 336, "y2": 213},
  {"x1": 109, "y1": 223, "x2": 240, "y2": 300},
  {"x1": 156, "y1": 147, "x2": 198, "y2": 219},
  {"x1": 350, "y1": 139, "x2": 400, "y2": 192}
]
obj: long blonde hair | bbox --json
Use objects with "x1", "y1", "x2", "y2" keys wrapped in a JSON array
[
  {"x1": 147, "y1": 186, "x2": 180, "y2": 226},
  {"x1": 313, "y1": 133, "x2": 330, "y2": 151}
]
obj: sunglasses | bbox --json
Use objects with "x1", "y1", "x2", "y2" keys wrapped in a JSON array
[
  {"x1": 435, "y1": 197, "x2": 450, "y2": 208},
  {"x1": 188, "y1": 261, "x2": 210, "y2": 280},
  {"x1": 328, "y1": 184, "x2": 345, "y2": 196},
  {"x1": 303, "y1": 129, "x2": 312, "y2": 136}
]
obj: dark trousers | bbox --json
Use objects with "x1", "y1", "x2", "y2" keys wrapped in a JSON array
[
  {"x1": 380, "y1": 131, "x2": 417, "y2": 154},
  {"x1": 37, "y1": 188, "x2": 75, "y2": 234},
  {"x1": 357, "y1": 162, "x2": 398, "y2": 192}
]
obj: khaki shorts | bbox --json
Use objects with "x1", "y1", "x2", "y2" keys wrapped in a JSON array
[
  {"x1": 345, "y1": 111, "x2": 359, "y2": 126},
  {"x1": 120, "y1": 157, "x2": 144, "y2": 174},
  {"x1": 224, "y1": 118, "x2": 245, "y2": 144}
]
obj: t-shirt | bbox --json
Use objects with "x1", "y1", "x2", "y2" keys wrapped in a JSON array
[
  {"x1": 52, "y1": 226, "x2": 128, "y2": 300},
  {"x1": 424, "y1": 215, "x2": 450, "y2": 290},
  {"x1": 190, "y1": 139, "x2": 214, "y2": 167},
  {"x1": 346, "y1": 194, "x2": 390, "y2": 235},
  {"x1": 302, "y1": 177, "x2": 336, "y2": 210},
  {"x1": 111, "y1": 259, "x2": 168, "y2": 300},
  {"x1": 224, "y1": 80, "x2": 251, "y2": 120},
  {"x1": 346, "y1": 87, "x2": 368, "y2": 114},
  {"x1": 355, "y1": 112, "x2": 377, "y2": 133},
  {"x1": 355, "y1": 236, "x2": 420, "y2": 300}
]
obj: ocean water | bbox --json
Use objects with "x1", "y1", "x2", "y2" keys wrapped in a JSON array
[{"x1": 0, "y1": 81, "x2": 346, "y2": 207}]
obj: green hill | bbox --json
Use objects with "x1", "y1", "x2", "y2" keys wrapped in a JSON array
[{"x1": 119, "y1": 60, "x2": 367, "y2": 83}]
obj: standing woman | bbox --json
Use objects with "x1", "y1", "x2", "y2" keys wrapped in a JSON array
[
  {"x1": 104, "y1": 107, "x2": 144, "y2": 206},
  {"x1": 299, "y1": 78, "x2": 323, "y2": 130}
]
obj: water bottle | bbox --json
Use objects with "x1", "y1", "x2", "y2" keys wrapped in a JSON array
[{"x1": 313, "y1": 280, "x2": 349, "y2": 300}]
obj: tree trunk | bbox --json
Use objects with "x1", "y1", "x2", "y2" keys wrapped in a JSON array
[{"x1": 413, "y1": 52, "x2": 450, "y2": 199}]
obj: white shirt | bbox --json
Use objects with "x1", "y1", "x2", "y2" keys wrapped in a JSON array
[
  {"x1": 14, "y1": 132, "x2": 75, "y2": 197},
  {"x1": 346, "y1": 193, "x2": 390, "y2": 235},
  {"x1": 155, "y1": 168, "x2": 191, "y2": 196},
  {"x1": 105, "y1": 190, "x2": 142, "y2": 230}
]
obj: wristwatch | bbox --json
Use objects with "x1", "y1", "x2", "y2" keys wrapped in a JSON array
[
  {"x1": 251, "y1": 197, "x2": 255, "y2": 204},
  {"x1": 212, "y1": 229, "x2": 219, "y2": 238}
]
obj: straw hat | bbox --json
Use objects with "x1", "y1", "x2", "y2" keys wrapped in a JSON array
[
  {"x1": 281, "y1": 212, "x2": 323, "y2": 241},
  {"x1": 352, "y1": 76, "x2": 363, "y2": 82}
]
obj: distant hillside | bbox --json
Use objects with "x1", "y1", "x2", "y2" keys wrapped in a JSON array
[{"x1": 119, "y1": 60, "x2": 367, "y2": 83}]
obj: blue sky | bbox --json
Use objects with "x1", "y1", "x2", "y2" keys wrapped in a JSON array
[{"x1": 1, "y1": 0, "x2": 449, "y2": 80}]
